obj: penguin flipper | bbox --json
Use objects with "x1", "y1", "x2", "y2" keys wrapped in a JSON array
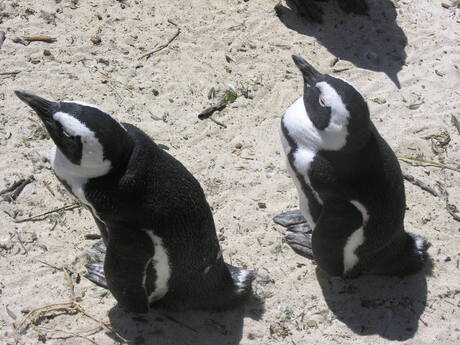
[
  {"x1": 311, "y1": 200, "x2": 363, "y2": 277},
  {"x1": 103, "y1": 228, "x2": 154, "y2": 313},
  {"x1": 286, "y1": 232, "x2": 314, "y2": 259}
]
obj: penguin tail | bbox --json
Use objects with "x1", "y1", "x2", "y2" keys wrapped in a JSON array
[
  {"x1": 395, "y1": 232, "x2": 429, "y2": 276},
  {"x1": 226, "y1": 264, "x2": 254, "y2": 298}
]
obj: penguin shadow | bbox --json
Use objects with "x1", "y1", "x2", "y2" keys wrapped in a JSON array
[
  {"x1": 315, "y1": 259, "x2": 433, "y2": 341},
  {"x1": 106, "y1": 295, "x2": 264, "y2": 345},
  {"x1": 277, "y1": 0, "x2": 407, "y2": 88}
]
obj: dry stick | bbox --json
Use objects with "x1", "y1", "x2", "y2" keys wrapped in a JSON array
[
  {"x1": 0, "y1": 71, "x2": 21, "y2": 76},
  {"x1": 14, "y1": 229, "x2": 28, "y2": 255},
  {"x1": 43, "y1": 181, "x2": 55, "y2": 196},
  {"x1": 17, "y1": 301, "x2": 128, "y2": 344},
  {"x1": 163, "y1": 313, "x2": 198, "y2": 333},
  {"x1": 399, "y1": 156, "x2": 460, "y2": 173},
  {"x1": 13, "y1": 203, "x2": 80, "y2": 223},
  {"x1": 37, "y1": 260, "x2": 63, "y2": 271},
  {"x1": 451, "y1": 115, "x2": 460, "y2": 135},
  {"x1": 8, "y1": 176, "x2": 34, "y2": 202},
  {"x1": 447, "y1": 209, "x2": 460, "y2": 222},
  {"x1": 402, "y1": 171, "x2": 447, "y2": 200},
  {"x1": 139, "y1": 27, "x2": 181, "y2": 59},
  {"x1": 402, "y1": 171, "x2": 460, "y2": 222},
  {"x1": 22, "y1": 35, "x2": 56, "y2": 43},
  {"x1": 32, "y1": 326, "x2": 101, "y2": 345},
  {"x1": 0, "y1": 179, "x2": 26, "y2": 195}
]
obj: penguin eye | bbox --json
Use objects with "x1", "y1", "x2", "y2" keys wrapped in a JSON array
[{"x1": 319, "y1": 95, "x2": 326, "y2": 107}]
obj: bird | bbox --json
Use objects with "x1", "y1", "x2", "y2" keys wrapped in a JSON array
[
  {"x1": 274, "y1": 55, "x2": 428, "y2": 277},
  {"x1": 15, "y1": 89, "x2": 253, "y2": 313}
]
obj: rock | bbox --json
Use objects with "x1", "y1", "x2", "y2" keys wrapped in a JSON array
[{"x1": 0, "y1": 236, "x2": 13, "y2": 250}]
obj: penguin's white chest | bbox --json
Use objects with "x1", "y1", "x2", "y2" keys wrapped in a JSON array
[{"x1": 280, "y1": 97, "x2": 323, "y2": 226}]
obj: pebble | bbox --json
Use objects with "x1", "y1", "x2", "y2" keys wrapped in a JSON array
[{"x1": 0, "y1": 236, "x2": 13, "y2": 250}]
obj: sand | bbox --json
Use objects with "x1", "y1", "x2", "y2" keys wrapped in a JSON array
[{"x1": 1, "y1": 0, "x2": 459, "y2": 344}]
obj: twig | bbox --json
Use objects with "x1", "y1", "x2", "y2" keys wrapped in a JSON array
[
  {"x1": 447, "y1": 208, "x2": 460, "y2": 222},
  {"x1": 63, "y1": 268, "x2": 76, "y2": 300},
  {"x1": 43, "y1": 181, "x2": 55, "y2": 196},
  {"x1": 163, "y1": 313, "x2": 197, "y2": 333},
  {"x1": 139, "y1": 26, "x2": 181, "y2": 59},
  {"x1": 399, "y1": 156, "x2": 460, "y2": 173},
  {"x1": 22, "y1": 35, "x2": 56, "y2": 43},
  {"x1": 0, "y1": 31, "x2": 5, "y2": 51},
  {"x1": 13, "y1": 203, "x2": 80, "y2": 223},
  {"x1": 33, "y1": 326, "x2": 101, "y2": 345},
  {"x1": 0, "y1": 179, "x2": 26, "y2": 195},
  {"x1": 16, "y1": 301, "x2": 129, "y2": 344},
  {"x1": 209, "y1": 116, "x2": 227, "y2": 128},
  {"x1": 14, "y1": 229, "x2": 29, "y2": 255},
  {"x1": 451, "y1": 115, "x2": 460, "y2": 135},
  {"x1": 37, "y1": 260, "x2": 63, "y2": 271},
  {"x1": 402, "y1": 171, "x2": 447, "y2": 200},
  {"x1": 198, "y1": 99, "x2": 228, "y2": 120},
  {"x1": 6, "y1": 176, "x2": 34, "y2": 202},
  {"x1": 0, "y1": 71, "x2": 21, "y2": 77}
]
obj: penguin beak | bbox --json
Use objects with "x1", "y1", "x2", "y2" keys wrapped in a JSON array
[
  {"x1": 292, "y1": 55, "x2": 322, "y2": 86},
  {"x1": 14, "y1": 89, "x2": 58, "y2": 122}
]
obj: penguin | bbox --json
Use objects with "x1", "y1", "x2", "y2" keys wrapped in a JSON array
[
  {"x1": 282, "y1": 0, "x2": 368, "y2": 23},
  {"x1": 274, "y1": 55, "x2": 428, "y2": 278},
  {"x1": 15, "y1": 89, "x2": 253, "y2": 313}
]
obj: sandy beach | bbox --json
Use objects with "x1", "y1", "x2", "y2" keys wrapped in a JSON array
[{"x1": 1, "y1": 0, "x2": 459, "y2": 344}]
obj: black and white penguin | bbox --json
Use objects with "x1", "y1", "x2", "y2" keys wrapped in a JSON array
[
  {"x1": 15, "y1": 89, "x2": 253, "y2": 313},
  {"x1": 283, "y1": 0, "x2": 368, "y2": 23},
  {"x1": 274, "y1": 55, "x2": 428, "y2": 278}
]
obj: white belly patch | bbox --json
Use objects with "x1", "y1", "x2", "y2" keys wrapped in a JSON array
[
  {"x1": 343, "y1": 201, "x2": 369, "y2": 273},
  {"x1": 144, "y1": 231, "x2": 171, "y2": 303}
]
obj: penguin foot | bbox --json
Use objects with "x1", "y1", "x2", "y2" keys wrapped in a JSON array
[
  {"x1": 85, "y1": 240, "x2": 107, "y2": 261},
  {"x1": 84, "y1": 241, "x2": 108, "y2": 288},
  {"x1": 273, "y1": 209, "x2": 307, "y2": 227},
  {"x1": 290, "y1": 0, "x2": 324, "y2": 23},
  {"x1": 286, "y1": 232, "x2": 314, "y2": 259},
  {"x1": 338, "y1": 0, "x2": 369, "y2": 15},
  {"x1": 84, "y1": 261, "x2": 108, "y2": 288}
]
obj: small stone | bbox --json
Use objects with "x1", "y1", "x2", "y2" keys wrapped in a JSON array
[
  {"x1": 441, "y1": 255, "x2": 451, "y2": 262},
  {"x1": 235, "y1": 143, "x2": 242, "y2": 149},
  {"x1": 43, "y1": 49, "x2": 51, "y2": 56},
  {"x1": 97, "y1": 58, "x2": 109, "y2": 65},
  {"x1": 0, "y1": 236, "x2": 13, "y2": 250},
  {"x1": 258, "y1": 202, "x2": 267, "y2": 209},
  {"x1": 306, "y1": 320, "x2": 318, "y2": 328},
  {"x1": 152, "y1": 89, "x2": 159, "y2": 96},
  {"x1": 90, "y1": 36, "x2": 102, "y2": 45},
  {"x1": 372, "y1": 97, "x2": 387, "y2": 104}
]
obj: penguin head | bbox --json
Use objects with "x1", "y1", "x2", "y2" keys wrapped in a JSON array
[
  {"x1": 15, "y1": 89, "x2": 133, "y2": 178},
  {"x1": 292, "y1": 55, "x2": 371, "y2": 152}
]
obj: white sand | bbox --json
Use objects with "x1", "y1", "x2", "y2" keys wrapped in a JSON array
[{"x1": 1, "y1": 0, "x2": 459, "y2": 344}]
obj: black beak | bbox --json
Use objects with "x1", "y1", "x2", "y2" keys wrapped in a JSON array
[
  {"x1": 292, "y1": 55, "x2": 322, "y2": 86},
  {"x1": 14, "y1": 89, "x2": 57, "y2": 120}
]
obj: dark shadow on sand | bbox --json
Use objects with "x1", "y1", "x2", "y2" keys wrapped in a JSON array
[
  {"x1": 277, "y1": 0, "x2": 407, "y2": 88},
  {"x1": 106, "y1": 295, "x2": 264, "y2": 345},
  {"x1": 315, "y1": 260, "x2": 432, "y2": 341}
]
